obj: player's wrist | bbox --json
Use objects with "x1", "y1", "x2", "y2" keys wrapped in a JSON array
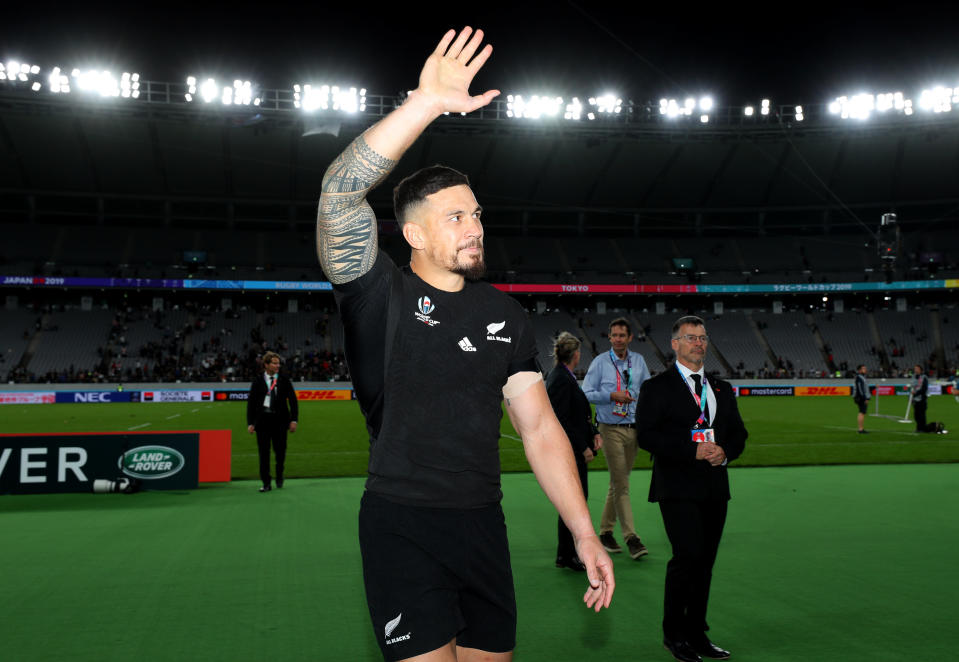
[{"x1": 404, "y1": 89, "x2": 446, "y2": 120}]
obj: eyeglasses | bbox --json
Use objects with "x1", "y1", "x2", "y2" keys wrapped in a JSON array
[{"x1": 674, "y1": 334, "x2": 709, "y2": 344}]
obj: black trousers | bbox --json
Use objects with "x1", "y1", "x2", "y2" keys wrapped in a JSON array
[
  {"x1": 256, "y1": 415, "x2": 288, "y2": 486},
  {"x1": 556, "y1": 458, "x2": 588, "y2": 560},
  {"x1": 659, "y1": 499, "x2": 728, "y2": 641},
  {"x1": 914, "y1": 400, "x2": 938, "y2": 433}
]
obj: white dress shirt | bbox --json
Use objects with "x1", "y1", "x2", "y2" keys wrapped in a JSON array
[{"x1": 675, "y1": 362, "x2": 717, "y2": 426}]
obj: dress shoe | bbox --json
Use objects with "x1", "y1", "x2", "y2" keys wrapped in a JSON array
[
  {"x1": 276, "y1": 478, "x2": 284, "y2": 488},
  {"x1": 259, "y1": 485, "x2": 271, "y2": 493},
  {"x1": 599, "y1": 532, "x2": 622, "y2": 553},
  {"x1": 555, "y1": 556, "x2": 586, "y2": 572},
  {"x1": 663, "y1": 638, "x2": 702, "y2": 662},
  {"x1": 690, "y1": 637, "x2": 731, "y2": 660},
  {"x1": 626, "y1": 535, "x2": 649, "y2": 559}
]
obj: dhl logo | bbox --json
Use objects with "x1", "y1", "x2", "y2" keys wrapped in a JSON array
[
  {"x1": 795, "y1": 386, "x2": 851, "y2": 396},
  {"x1": 295, "y1": 390, "x2": 353, "y2": 401}
]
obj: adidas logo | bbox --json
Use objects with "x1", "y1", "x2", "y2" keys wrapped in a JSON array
[{"x1": 458, "y1": 337, "x2": 477, "y2": 352}]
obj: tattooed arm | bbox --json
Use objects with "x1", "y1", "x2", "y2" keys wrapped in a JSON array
[{"x1": 316, "y1": 26, "x2": 500, "y2": 284}]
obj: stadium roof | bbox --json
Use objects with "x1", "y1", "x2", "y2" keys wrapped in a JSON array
[{"x1": 4, "y1": 1, "x2": 959, "y2": 105}]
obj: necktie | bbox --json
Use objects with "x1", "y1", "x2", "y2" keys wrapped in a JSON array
[
  {"x1": 692, "y1": 374, "x2": 710, "y2": 425},
  {"x1": 268, "y1": 376, "x2": 276, "y2": 411}
]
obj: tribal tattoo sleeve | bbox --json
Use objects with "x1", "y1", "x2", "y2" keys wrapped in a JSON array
[{"x1": 316, "y1": 136, "x2": 397, "y2": 283}]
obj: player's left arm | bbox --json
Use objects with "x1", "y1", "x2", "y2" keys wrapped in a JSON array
[{"x1": 504, "y1": 374, "x2": 615, "y2": 611}]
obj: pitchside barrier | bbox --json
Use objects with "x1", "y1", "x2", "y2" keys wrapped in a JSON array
[
  {"x1": 0, "y1": 430, "x2": 230, "y2": 495},
  {"x1": 0, "y1": 381, "x2": 951, "y2": 404}
]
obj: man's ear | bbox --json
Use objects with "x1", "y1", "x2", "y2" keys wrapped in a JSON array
[{"x1": 403, "y1": 221, "x2": 426, "y2": 250}]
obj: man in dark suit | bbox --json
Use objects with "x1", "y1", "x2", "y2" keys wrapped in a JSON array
[
  {"x1": 636, "y1": 316, "x2": 748, "y2": 662},
  {"x1": 247, "y1": 351, "x2": 299, "y2": 492}
]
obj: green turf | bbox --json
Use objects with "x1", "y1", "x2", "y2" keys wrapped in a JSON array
[
  {"x1": 2, "y1": 396, "x2": 957, "y2": 479},
  {"x1": 1, "y1": 465, "x2": 955, "y2": 661}
]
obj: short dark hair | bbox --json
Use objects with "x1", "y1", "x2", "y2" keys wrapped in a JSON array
[
  {"x1": 393, "y1": 165, "x2": 470, "y2": 228},
  {"x1": 671, "y1": 315, "x2": 705, "y2": 337},
  {"x1": 608, "y1": 317, "x2": 631, "y2": 336},
  {"x1": 857, "y1": 364, "x2": 866, "y2": 371}
]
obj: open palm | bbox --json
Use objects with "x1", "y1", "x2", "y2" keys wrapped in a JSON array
[{"x1": 418, "y1": 27, "x2": 500, "y2": 114}]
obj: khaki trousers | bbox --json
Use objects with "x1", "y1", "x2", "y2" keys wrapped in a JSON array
[{"x1": 599, "y1": 422, "x2": 638, "y2": 540}]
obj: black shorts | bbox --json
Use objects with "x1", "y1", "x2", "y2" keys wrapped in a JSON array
[
  {"x1": 358, "y1": 491, "x2": 517, "y2": 661},
  {"x1": 854, "y1": 397, "x2": 867, "y2": 414}
]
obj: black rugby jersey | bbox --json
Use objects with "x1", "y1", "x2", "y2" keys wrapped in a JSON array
[{"x1": 334, "y1": 250, "x2": 538, "y2": 508}]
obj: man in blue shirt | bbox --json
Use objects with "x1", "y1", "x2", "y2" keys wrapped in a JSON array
[{"x1": 584, "y1": 317, "x2": 652, "y2": 559}]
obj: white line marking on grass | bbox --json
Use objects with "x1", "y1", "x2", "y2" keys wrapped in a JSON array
[
  {"x1": 165, "y1": 414, "x2": 181, "y2": 420},
  {"x1": 191, "y1": 408, "x2": 199, "y2": 413},
  {"x1": 128, "y1": 423, "x2": 152, "y2": 430},
  {"x1": 500, "y1": 434, "x2": 523, "y2": 442}
]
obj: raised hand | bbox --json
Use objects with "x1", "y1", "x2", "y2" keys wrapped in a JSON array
[{"x1": 416, "y1": 27, "x2": 500, "y2": 114}]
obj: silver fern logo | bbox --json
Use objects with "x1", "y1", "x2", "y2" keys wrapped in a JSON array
[
  {"x1": 385, "y1": 614, "x2": 402, "y2": 638},
  {"x1": 384, "y1": 613, "x2": 411, "y2": 645},
  {"x1": 486, "y1": 321, "x2": 505, "y2": 335}
]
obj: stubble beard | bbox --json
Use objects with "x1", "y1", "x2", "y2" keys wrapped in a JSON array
[{"x1": 446, "y1": 240, "x2": 487, "y2": 281}]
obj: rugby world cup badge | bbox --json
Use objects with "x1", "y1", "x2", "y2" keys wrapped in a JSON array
[{"x1": 415, "y1": 295, "x2": 440, "y2": 326}]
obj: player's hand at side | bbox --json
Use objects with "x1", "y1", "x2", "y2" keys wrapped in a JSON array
[
  {"x1": 416, "y1": 27, "x2": 500, "y2": 115},
  {"x1": 575, "y1": 534, "x2": 615, "y2": 612},
  {"x1": 247, "y1": 425, "x2": 255, "y2": 434},
  {"x1": 289, "y1": 421, "x2": 298, "y2": 433}
]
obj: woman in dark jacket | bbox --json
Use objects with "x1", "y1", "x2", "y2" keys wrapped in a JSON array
[{"x1": 545, "y1": 331, "x2": 603, "y2": 571}]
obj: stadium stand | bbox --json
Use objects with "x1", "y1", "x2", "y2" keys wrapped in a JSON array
[{"x1": 752, "y1": 311, "x2": 826, "y2": 377}]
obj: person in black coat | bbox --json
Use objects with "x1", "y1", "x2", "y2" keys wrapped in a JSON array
[
  {"x1": 545, "y1": 331, "x2": 603, "y2": 572},
  {"x1": 636, "y1": 316, "x2": 748, "y2": 662},
  {"x1": 247, "y1": 351, "x2": 299, "y2": 492}
]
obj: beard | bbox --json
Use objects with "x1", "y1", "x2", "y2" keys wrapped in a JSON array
[{"x1": 432, "y1": 239, "x2": 487, "y2": 281}]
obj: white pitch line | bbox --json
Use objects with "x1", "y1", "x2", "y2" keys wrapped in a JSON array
[
  {"x1": 128, "y1": 422, "x2": 152, "y2": 430},
  {"x1": 191, "y1": 408, "x2": 199, "y2": 413},
  {"x1": 500, "y1": 433, "x2": 523, "y2": 442},
  {"x1": 165, "y1": 414, "x2": 181, "y2": 420}
]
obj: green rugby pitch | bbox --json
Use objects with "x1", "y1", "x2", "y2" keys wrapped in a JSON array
[{"x1": 2, "y1": 395, "x2": 957, "y2": 479}]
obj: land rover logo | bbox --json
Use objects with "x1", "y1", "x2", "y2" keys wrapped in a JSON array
[{"x1": 119, "y1": 446, "x2": 185, "y2": 479}]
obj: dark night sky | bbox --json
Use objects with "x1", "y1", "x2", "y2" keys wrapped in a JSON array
[{"x1": 4, "y1": 1, "x2": 959, "y2": 108}]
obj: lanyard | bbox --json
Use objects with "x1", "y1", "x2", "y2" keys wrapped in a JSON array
[
  {"x1": 609, "y1": 350, "x2": 631, "y2": 390},
  {"x1": 677, "y1": 363, "x2": 708, "y2": 425},
  {"x1": 267, "y1": 374, "x2": 277, "y2": 394}
]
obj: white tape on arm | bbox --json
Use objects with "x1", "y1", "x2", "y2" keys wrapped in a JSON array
[{"x1": 502, "y1": 371, "x2": 543, "y2": 400}]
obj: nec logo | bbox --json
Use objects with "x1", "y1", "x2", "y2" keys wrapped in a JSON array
[{"x1": 73, "y1": 393, "x2": 110, "y2": 403}]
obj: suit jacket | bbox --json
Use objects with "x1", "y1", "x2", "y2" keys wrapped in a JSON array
[
  {"x1": 545, "y1": 364, "x2": 598, "y2": 461},
  {"x1": 636, "y1": 366, "x2": 747, "y2": 503},
  {"x1": 247, "y1": 373, "x2": 299, "y2": 427}
]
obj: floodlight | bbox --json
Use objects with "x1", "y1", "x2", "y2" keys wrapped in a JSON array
[
  {"x1": 761, "y1": 99, "x2": 770, "y2": 116},
  {"x1": 699, "y1": 96, "x2": 713, "y2": 111},
  {"x1": 506, "y1": 94, "x2": 563, "y2": 119},
  {"x1": 700, "y1": 114, "x2": 709, "y2": 123},
  {"x1": 30, "y1": 65, "x2": 39, "y2": 74},
  {"x1": 795, "y1": 105, "x2": 804, "y2": 121},
  {"x1": 564, "y1": 97, "x2": 583, "y2": 120},
  {"x1": 744, "y1": 106, "x2": 754, "y2": 116},
  {"x1": 200, "y1": 78, "x2": 218, "y2": 103},
  {"x1": 31, "y1": 81, "x2": 41, "y2": 91},
  {"x1": 590, "y1": 93, "x2": 622, "y2": 114}
]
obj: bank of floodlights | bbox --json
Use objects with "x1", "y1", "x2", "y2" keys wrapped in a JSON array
[
  {"x1": 293, "y1": 84, "x2": 365, "y2": 113},
  {"x1": 185, "y1": 76, "x2": 261, "y2": 106},
  {"x1": 0, "y1": 61, "x2": 40, "y2": 83},
  {"x1": 506, "y1": 94, "x2": 564, "y2": 119},
  {"x1": 565, "y1": 97, "x2": 583, "y2": 120},
  {"x1": 659, "y1": 95, "x2": 713, "y2": 121},
  {"x1": 70, "y1": 69, "x2": 140, "y2": 98},
  {"x1": 590, "y1": 94, "x2": 622, "y2": 114},
  {"x1": 918, "y1": 86, "x2": 956, "y2": 113}
]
